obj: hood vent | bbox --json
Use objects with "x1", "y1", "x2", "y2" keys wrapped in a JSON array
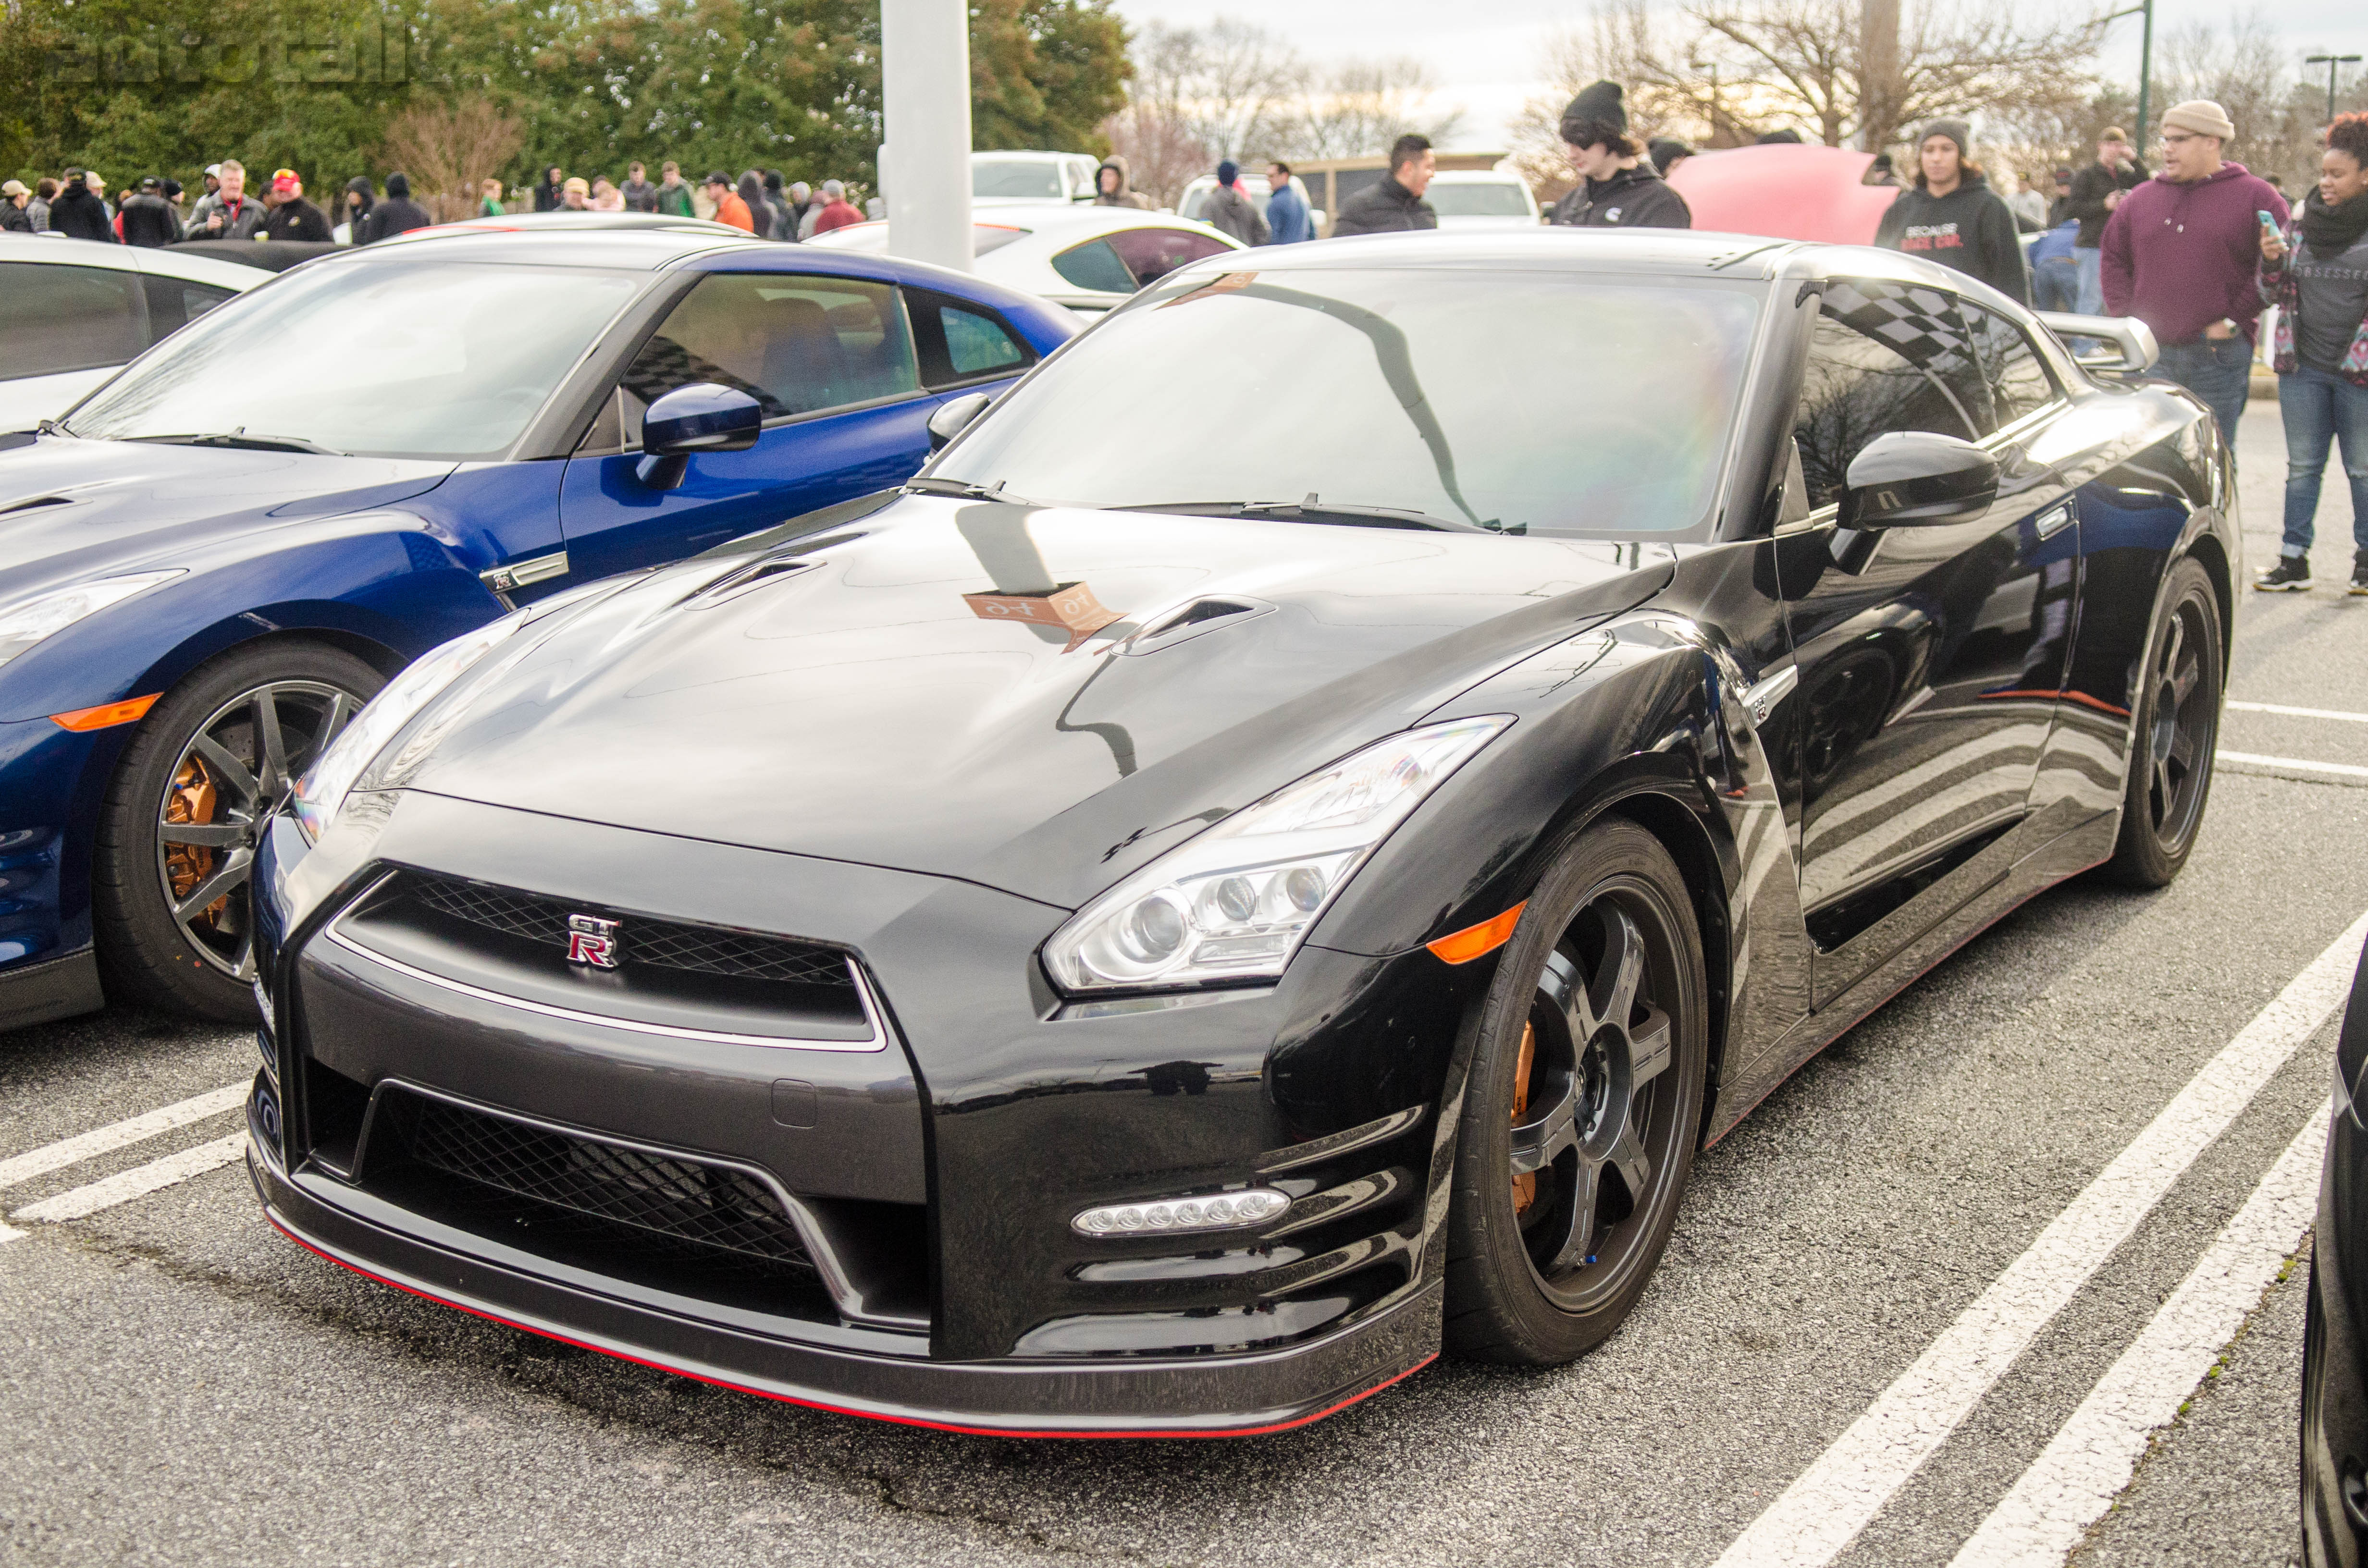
[
  {"x1": 683, "y1": 555, "x2": 820, "y2": 610},
  {"x1": 0, "y1": 494, "x2": 74, "y2": 518},
  {"x1": 1122, "y1": 595, "x2": 1271, "y2": 656}
]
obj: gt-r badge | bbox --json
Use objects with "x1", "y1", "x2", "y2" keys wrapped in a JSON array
[{"x1": 566, "y1": 915, "x2": 621, "y2": 968}]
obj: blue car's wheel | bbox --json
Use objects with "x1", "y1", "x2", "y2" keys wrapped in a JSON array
[{"x1": 93, "y1": 641, "x2": 382, "y2": 1021}]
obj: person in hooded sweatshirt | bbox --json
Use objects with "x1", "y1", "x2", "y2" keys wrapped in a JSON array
[
  {"x1": 48, "y1": 171, "x2": 116, "y2": 242},
  {"x1": 1092, "y1": 157, "x2": 1151, "y2": 210},
  {"x1": 339, "y1": 176, "x2": 375, "y2": 244},
  {"x1": 1547, "y1": 82, "x2": 1690, "y2": 229},
  {"x1": 1201, "y1": 160, "x2": 1269, "y2": 245},
  {"x1": 1874, "y1": 119, "x2": 2028, "y2": 305},
  {"x1": 737, "y1": 172, "x2": 777, "y2": 241},
  {"x1": 361, "y1": 172, "x2": 433, "y2": 243}
]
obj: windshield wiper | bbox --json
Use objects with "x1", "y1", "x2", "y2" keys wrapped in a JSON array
[
  {"x1": 130, "y1": 431, "x2": 344, "y2": 456},
  {"x1": 905, "y1": 476, "x2": 1036, "y2": 504},
  {"x1": 1118, "y1": 499, "x2": 1510, "y2": 534}
]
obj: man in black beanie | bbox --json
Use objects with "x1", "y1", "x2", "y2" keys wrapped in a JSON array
[
  {"x1": 1548, "y1": 81, "x2": 1690, "y2": 230},
  {"x1": 359, "y1": 172, "x2": 433, "y2": 244}
]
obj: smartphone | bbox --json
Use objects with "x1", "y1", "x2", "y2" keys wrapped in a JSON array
[{"x1": 2258, "y1": 209, "x2": 2281, "y2": 238}]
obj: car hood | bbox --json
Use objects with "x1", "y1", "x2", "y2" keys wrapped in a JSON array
[
  {"x1": 0, "y1": 434, "x2": 455, "y2": 600},
  {"x1": 400, "y1": 495, "x2": 1674, "y2": 907}
]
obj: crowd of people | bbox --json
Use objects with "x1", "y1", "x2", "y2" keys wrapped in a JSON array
[
  {"x1": 512, "y1": 160, "x2": 869, "y2": 239},
  {"x1": 0, "y1": 159, "x2": 438, "y2": 246}
]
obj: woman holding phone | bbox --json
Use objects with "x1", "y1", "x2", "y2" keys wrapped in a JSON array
[{"x1": 2256, "y1": 112, "x2": 2368, "y2": 593}]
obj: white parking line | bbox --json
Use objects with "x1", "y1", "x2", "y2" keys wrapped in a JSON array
[
  {"x1": 1948, "y1": 1107, "x2": 2328, "y2": 1568},
  {"x1": 10, "y1": 1132, "x2": 249, "y2": 1226},
  {"x1": 2217, "y1": 751, "x2": 2368, "y2": 781},
  {"x1": 2226, "y1": 700, "x2": 2368, "y2": 724},
  {"x1": 1711, "y1": 908, "x2": 2368, "y2": 1568},
  {"x1": 0, "y1": 1082, "x2": 247, "y2": 1192}
]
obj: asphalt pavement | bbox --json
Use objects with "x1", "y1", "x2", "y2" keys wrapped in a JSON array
[{"x1": 2, "y1": 401, "x2": 2363, "y2": 1568}]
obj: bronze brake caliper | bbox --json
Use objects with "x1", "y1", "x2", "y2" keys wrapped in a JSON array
[
  {"x1": 163, "y1": 755, "x2": 225, "y2": 924},
  {"x1": 1511, "y1": 1020, "x2": 1537, "y2": 1214}
]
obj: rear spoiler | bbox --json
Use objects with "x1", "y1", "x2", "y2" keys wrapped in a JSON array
[{"x1": 2034, "y1": 312, "x2": 2161, "y2": 375}]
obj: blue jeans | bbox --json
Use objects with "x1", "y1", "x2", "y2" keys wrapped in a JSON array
[
  {"x1": 2074, "y1": 247, "x2": 2104, "y2": 315},
  {"x1": 2156, "y1": 337, "x2": 2251, "y2": 446},
  {"x1": 2033, "y1": 255, "x2": 2080, "y2": 313},
  {"x1": 2278, "y1": 365, "x2": 2368, "y2": 558}
]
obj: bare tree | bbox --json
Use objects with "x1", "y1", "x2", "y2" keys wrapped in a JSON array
[
  {"x1": 1506, "y1": 4, "x2": 1702, "y2": 201},
  {"x1": 1099, "y1": 103, "x2": 1211, "y2": 209},
  {"x1": 1277, "y1": 57, "x2": 1464, "y2": 161},
  {"x1": 380, "y1": 96, "x2": 524, "y2": 222},
  {"x1": 1128, "y1": 18, "x2": 1304, "y2": 163},
  {"x1": 2154, "y1": 13, "x2": 2333, "y2": 188}
]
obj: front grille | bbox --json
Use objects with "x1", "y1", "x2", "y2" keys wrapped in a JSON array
[
  {"x1": 400, "y1": 1094, "x2": 817, "y2": 1275},
  {"x1": 405, "y1": 872, "x2": 852, "y2": 989}
]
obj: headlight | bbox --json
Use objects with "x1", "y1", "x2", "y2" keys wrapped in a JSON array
[
  {"x1": 0, "y1": 571, "x2": 184, "y2": 669},
  {"x1": 1042, "y1": 715, "x2": 1512, "y2": 994}
]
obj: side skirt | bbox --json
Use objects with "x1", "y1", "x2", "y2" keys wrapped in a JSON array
[{"x1": 0, "y1": 946, "x2": 105, "y2": 1033}]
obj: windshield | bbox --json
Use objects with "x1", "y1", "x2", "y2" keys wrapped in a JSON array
[
  {"x1": 65, "y1": 260, "x2": 644, "y2": 460},
  {"x1": 1426, "y1": 182, "x2": 1533, "y2": 218},
  {"x1": 933, "y1": 268, "x2": 1763, "y2": 537},
  {"x1": 974, "y1": 160, "x2": 1065, "y2": 199}
]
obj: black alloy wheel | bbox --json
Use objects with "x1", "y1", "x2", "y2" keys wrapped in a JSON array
[
  {"x1": 1446, "y1": 818, "x2": 1709, "y2": 1364},
  {"x1": 2106, "y1": 558, "x2": 2222, "y2": 888},
  {"x1": 94, "y1": 641, "x2": 382, "y2": 1021}
]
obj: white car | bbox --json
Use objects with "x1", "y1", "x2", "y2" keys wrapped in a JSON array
[
  {"x1": 0, "y1": 236, "x2": 263, "y2": 431},
  {"x1": 1416, "y1": 170, "x2": 1542, "y2": 229},
  {"x1": 810, "y1": 204, "x2": 1242, "y2": 317},
  {"x1": 1175, "y1": 174, "x2": 1325, "y2": 235},
  {"x1": 971, "y1": 151, "x2": 1106, "y2": 205}
]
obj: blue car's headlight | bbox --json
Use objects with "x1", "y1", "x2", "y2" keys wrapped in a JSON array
[
  {"x1": 0, "y1": 571, "x2": 184, "y2": 670},
  {"x1": 1041, "y1": 716, "x2": 1512, "y2": 995}
]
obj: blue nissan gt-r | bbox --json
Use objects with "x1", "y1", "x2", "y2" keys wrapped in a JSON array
[{"x1": 0, "y1": 229, "x2": 1075, "y2": 1028}]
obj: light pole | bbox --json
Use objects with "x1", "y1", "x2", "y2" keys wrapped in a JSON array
[
  {"x1": 2307, "y1": 54, "x2": 2362, "y2": 125},
  {"x1": 881, "y1": 0, "x2": 974, "y2": 273},
  {"x1": 1691, "y1": 60, "x2": 1721, "y2": 144},
  {"x1": 2104, "y1": 1, "x2": 2155, "y2": 149}
]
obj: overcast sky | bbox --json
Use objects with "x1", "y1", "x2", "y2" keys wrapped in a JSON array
[{"x1": 1108, "y1": 0, "x2": 2365, "y2": 150}]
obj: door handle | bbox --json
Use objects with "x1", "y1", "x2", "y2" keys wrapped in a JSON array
[{"x1": 2035, "y1": 503, "x2": 2075, "y2": 539}]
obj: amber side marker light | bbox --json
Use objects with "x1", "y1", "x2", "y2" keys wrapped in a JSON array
[
  {"x1": 51, "y1": 693, "x2": 160, "y2": 732},
  {"x1": 1427, "y1": 900, "x2": 1527, "y2": 965}
]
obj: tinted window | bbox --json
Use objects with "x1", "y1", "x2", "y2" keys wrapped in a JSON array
[
  {"x1": 623, "y1": 274, "x2": 919, "y2": 422},
  {"x1": 0, "y1": 263, "x2": 146, "y2": 380},
  {"x1": 934, "y1": 268, "x2": 1762, "y2": 538},
  {"x1": 141, "y1": 276, "x2": 238, "y2": 342},
  {"x1": 939, "y1": 305, "x2": 1025, "y2": 378},
  {"x1": 973, "y1": 160, "x2": 1063, "y2": 199},
  {"x1": 1104, "y1": 228, "x2": 1232, "y2": 287},
  {"x1": 1050, "y1": 239, "x2": 1138, "y2": 294},
  {"x1": 1959, "y1": 303, "x2": 2062, "y2": 429},
  {"x1": 1425, "y1": 182, "x2": 1532, "y2": 217},
  {"x1": 1792, "y1": 279, "x2": 1988, "y2": 508}
]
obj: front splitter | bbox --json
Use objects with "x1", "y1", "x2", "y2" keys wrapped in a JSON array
[{"x1": 250, "y1": 1151, "x2": 1441, "y2": 1438}]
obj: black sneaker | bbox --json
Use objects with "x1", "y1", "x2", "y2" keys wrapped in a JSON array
[
  {"x1": 2256, "y1": 555, "x2": 2311, "y2": 590},
  {"x1": 2352, "y1": 550, "x2": 2368, "y2": 596}
]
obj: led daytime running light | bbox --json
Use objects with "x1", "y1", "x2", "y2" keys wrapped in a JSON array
[{"x1": 1072, "y1": 1188, "x2": 1290, "y2": 1237}]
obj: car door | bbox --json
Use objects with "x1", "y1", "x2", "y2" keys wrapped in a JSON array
[
  {"x1": 1774, "y1": 278, "x2": 2076, "y2": 1004},
  {"x1": 0, "y1": 258, "x2": 149, "y2": 430},
  {"x1": 558, "y1": 271, "x2": 945, "y2": 579}
]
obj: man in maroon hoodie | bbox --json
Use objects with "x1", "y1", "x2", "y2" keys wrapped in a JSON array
[{"x1": 2101, "y1": 99, "x2": 2289, "y2": 441}]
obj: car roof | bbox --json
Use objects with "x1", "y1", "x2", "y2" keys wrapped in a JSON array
[
  {"x1": 0, "y1": 233, "x2": 266, "y2": 291},
  {"x1": 1170, "y1": 226, "x2": 1979, "y2": 291},
  {"x1": 816, "y1": 204, "x2": 1239, "y2": 250},
  {"x1": 408, "y1": 211, "x2": 745, "y2": 238}
]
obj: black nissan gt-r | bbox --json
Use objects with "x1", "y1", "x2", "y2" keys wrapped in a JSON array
[{"x1": 245, "y1": 231, "x2": 2235, "y2": 1436}]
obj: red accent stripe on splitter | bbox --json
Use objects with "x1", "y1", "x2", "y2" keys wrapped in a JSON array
[{"x1": 266, "y1": 1215, "x2": 1434, "y2": 1439}]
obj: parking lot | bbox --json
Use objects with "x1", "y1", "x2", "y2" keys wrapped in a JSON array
[{"x1": 2, "y1": 400, "x2": 2362, "y2": 1567}]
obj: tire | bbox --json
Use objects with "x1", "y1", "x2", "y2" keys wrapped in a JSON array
[
  {"x1": 93, "y1": 641, "x2": 382, "y2": 1021},
  {"x1": 1444, "y1": 817, "x2": 1710, "y2": 1365},
  {"x1": 2104, "y1": 557, "x2": 2223, "y2": 888}
]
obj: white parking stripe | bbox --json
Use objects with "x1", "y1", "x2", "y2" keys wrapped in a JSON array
[
  {"x1": 1948, "y1": 1107, "x2": 2329, "y2": 1568},
  {"x1": 11, "y1": 1132, "x2": 249, "y2": 1226},
  {"x1": 2226, "y1": 700, "x2": 2368, "y2": 724},
  {"x1": 0, "y1": 1082, "x2": 247, "y2": 1193},
  {"x1": 0, "y1": 1220, "x2": 25, "y2": 1245},
  {"x1": 2217, "y1": 751, "x2": 2368, "y2": 781},
  {"x1": 1711, "y1": 908, "x2": 2368, "y2": 1568}
]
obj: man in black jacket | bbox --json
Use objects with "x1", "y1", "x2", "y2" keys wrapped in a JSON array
[
  {"x1": 1547, "y1": 81, "x2": 1691, "y2": 229},
  {"x1": 2065, "y1": 128, "x2": 2146, "y2": 314},
  {"x1": 1873, "y1": 119, "x2": 2030, "y2": 303},
  {"x1": 259, "y1": 171, "x2": 332, "y2": 242},
  {"x1": 118, "y1": 177, "x2": 181, "y2": 246},
  {"x1": 359, "y1": 172, "x2": 433, "y2": 243},
  {"x1": 1330, "y1": 135, "x2": 1439, "y2": 236},
  {"x1": 48, "y1": 172, "x2": 115, "y2": 242}
]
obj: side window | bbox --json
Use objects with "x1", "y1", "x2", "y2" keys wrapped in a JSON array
[
  {"x1": 617, "y1": 274, "x2": 919, "y2": 434},
  {"x1": 1792, "y1": 279, "x2": 1990, "y2": 508},
  {"x1": 1104, "y1": 228, "x2": 1233, "y2": 287},
  {"x1": 141, "y1": 276, "x2": 238, "y2": 343},
  {"x1": 904, "y1": 288, "x2": 1038, "y2": 388},
  {"x1": 1050, "y1": 239, "x2": 1139, "y2": 295},
  {"x1": 0, "y1": 263, "x2": 147, "y2": 380},
  {"x1": 1959, "y1": 304, "x2": 2063, "y2": 429}
]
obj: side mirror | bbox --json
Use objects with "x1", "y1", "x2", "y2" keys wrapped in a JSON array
[
  {"x1": 927, "y1": 392, "x2": 993, "y2": 452},
  {"x1": 638, "y1": 382, "x2": 762, "y2": 490},
  {"x1": 1839, "y1": 431, "x2": 1999, "y2": 529}
]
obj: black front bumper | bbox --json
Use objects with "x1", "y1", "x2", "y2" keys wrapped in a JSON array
[{"x1": 250, "y1": 1143, "x2": 1439, "y2": 1437}]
